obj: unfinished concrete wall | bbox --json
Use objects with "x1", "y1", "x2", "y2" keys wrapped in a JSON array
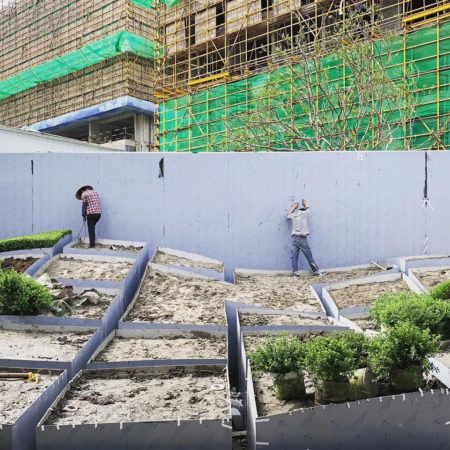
[{"x1": 1, "y1": 128, "x2": 449, "y2": 279}]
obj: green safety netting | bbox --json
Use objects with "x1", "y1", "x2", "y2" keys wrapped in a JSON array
[
  {"x1": 0, "y1": 31, "x2": 162, "y2": 101},
  {"x1": 130, "y1": 0, "x2": 181, "y2": 8},
  {"x1": 160, "y1": 21, "x2": 450, "y2": 151}
]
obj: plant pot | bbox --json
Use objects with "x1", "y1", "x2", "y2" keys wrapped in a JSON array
[
  {"x1": 390, "y1": 366, "x2": 423, "y2": 392},
  {"x1": 349, "y1": 368, "x2": 379, "y2": 400},
  {"x1": 272, "y1": 371, "x2": 305, "y2": 401},
  {"x1": 314, "y1": 378, "x2": 351, "y2": 405}
]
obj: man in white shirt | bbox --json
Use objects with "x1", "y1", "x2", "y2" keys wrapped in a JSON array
[{"x1": 286, "y1": 199, "x2": 325, "y2": 276}]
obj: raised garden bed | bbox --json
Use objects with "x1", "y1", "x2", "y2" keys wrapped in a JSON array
[
  {"x1": 0, "y1": 328, "x2": 93, "y2": 363},
  {"x1": 410, "y1": 266, "x2": 450, "y2": 291},
  {"x1": 38, "y1": 365, "x2": 232, "y2": 450},
  {"x1": 35, "y1": 254, "x2": 135, "y2": 289},
  {"x1": 234, "y1": 264, "x2": 388, "y2": 312},
  {"x1": 0, "y1": 256, "x2": 38, "y2": 272},
  {"x1": 0, "y1": 367, "x2": 67, "y2": 450},
  {"x1": 322, "y1": 273, "x2": 420, "y2": 318},
  {"x1": 89, "y1": 328, "x2": 227, "y2": 367},
  {"x1": 152, "y1": 247, "x2": 224, "y2": 280},
  {"x1": 123, "y1": 265, "x2": 233, "y2": 325},
  {"x1": 238, "y1": 309, "x2": 332, "y2": 327}
]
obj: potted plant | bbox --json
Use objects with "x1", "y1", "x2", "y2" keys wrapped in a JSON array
[
  {"x1": 304, "y1": 331, "x2": 366, "y2": 404},
  {"x1": 250, "y1": 334, "x2": 306, "y2": 400},
  {"x1": 368, "y1": 322, "x2": 440, "y2": 392},
  {"x1": 370, "y1": 292, "x2": 450, "y2": 338}
]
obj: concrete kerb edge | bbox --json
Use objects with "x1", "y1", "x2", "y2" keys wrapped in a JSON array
[
  {"x1": 86, "y1": 327, "x2": 228, "y2": 369},
  {"x1": 36, "y1": 364, "x2": 233, "y2": 450},
  {"x1": 0, "y1": 367, "x2": 68, "y2": 450},
  {"x1": 407, "y1": 265, "x2": 450, "y2": 294},
  {"x1": 390, "y1": 255, "x2": 450, "y2": 273}
]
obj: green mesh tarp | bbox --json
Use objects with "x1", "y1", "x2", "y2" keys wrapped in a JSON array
[
  {"x1": 130, "y1": 0, "x2": 181, "y2": 8},
  {"x1": 160, "y1": 21, "x2": 450, "y2": 151},
  {"x1": 0, "y1": 31, "x2": 162, "y2": 101}
]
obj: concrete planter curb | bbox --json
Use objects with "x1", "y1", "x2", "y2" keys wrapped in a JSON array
[
  {"x1": 36, "y1": 364, "x2": 232, "y2": 450},
  {"x1": 0, "y1": 318, "x2": 101, "y2": 378},
  {"x1": 0, "y1": 252, "x2": 50, "y2": 277},
  {"x1": 0, "y1": 367, "x2": 68, "y2": 450},
  {"x1": 152, "y1": 247, "x2": 225, "y2": 281},
  {"x1": 321, "y1": 272, "x2": 422, "y2": 319},
  {"x1": 388, "y1": 254, "x2": 450, "y2": 273},
  {"x1": 63, "y1": 238, "x2": 149, "y2": 278},
  {"x1": 245, "y1": 359, "x2": 450, "y2": 449},
  {"x1": 87, "y1": 327, "x2": 228, "y2": 369},
  {"x1": 0, "y1": 234, "x2": 73, "y2": 258}
]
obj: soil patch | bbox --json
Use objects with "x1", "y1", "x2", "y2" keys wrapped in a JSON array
[
  {"x1": 347, "y1": 316, "x2": 380, "y2": 332},
  {"x1": 47, "y1": 368, "x2": 229, "y2": 424},
  {"x1": 328, "y1": 278, "x2": 411, "y2": 309},
  {"x1": 0, "y1": 257, "x2": 38, "y2": 273},
  {"x1": 96, "y1": 334, "x2": 227, "y2": 362},
  {"x1": 125, "y1": 269, "x2": 233, "y2": 324},
  {"x1": 153, "y1": 250, "x2": 223, "y2": 271},
  {"x1": 234, "y1": 267, "x2": 382, "y2": 312},
  {"x1": 0, "y1": 329, "x2": 93, "y2": 361},
  {"x1": 414, "y1": 268, "x2": 450, "y2": 290},
  {"x1": 0, "y1": 370, "x2": 58, "y2": 424},
  {"x1": 45, "y1": 256, "x2": 132, "y2": 282},
  {"x1": 73, "y1": 242, "x2": 143, "y2": 253},
  {"x1": 239, "y1": 311, "x2": 330, "y2": 327}
]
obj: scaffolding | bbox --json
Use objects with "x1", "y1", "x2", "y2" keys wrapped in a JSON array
[
  {"x1": 0, "y1": 0, "x2": 160, "y2": 128},
  {"x1": 156, "y1": 0, "x2": 450, "y2": 151}
]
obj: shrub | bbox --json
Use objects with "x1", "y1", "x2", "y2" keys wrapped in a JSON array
[
  {"x1": 0, "y1": 269, "x2": 52, "y2": 315},
  {"x1": 367, "y1": 323, "x2": 439, "y2": 380},
  {"x1": 304, "y1": 332, "x2": 369, "y2": 382},
  {"x1": 370, "y1": 292, "x2": 450, "y2": 337},
  {"x1": 250, "y1": 334, "x2": 305, "y2": 375},
  {"x1": 430, "y1": 280, "x2": 450, "y2": 301},
  {"x1": 0, "y1": 230, "x2": 71, "y2": 253}
]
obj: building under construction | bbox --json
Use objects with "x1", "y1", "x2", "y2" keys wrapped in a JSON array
[{"x1": 0, "y1": 0, "x2": 449, "y2": 151}]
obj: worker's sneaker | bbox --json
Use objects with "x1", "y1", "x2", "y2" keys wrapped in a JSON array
[
  {"x1": 313, "y1": 270, "x2": 328, "y2": 277},
  {"x1": 291, "y1": 271, "x2": 301, "y2": 277}
]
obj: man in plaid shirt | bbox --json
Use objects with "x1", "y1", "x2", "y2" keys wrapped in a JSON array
[{"x1": 75, "y1": 185, "x2": 102, "y2": 247}]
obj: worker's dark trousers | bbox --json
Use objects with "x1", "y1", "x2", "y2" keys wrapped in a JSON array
[
  {"x1": 87, "y1": 214, "x2": 101, "y2": 247},
  {"x1": 291, "y1": 235, "x2": 319, "y2": 273}
]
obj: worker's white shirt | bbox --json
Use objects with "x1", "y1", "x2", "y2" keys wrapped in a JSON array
[{"x1": 287, "y1": 208, "x2": 310, "y2": 236}]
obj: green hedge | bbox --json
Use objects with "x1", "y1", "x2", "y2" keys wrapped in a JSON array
[{"x1": 0, "y1": 230, "x2": 71, "y2": 253}]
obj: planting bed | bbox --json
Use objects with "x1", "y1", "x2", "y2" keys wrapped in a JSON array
[
  {"x1": 0, "y1": 329, "x2": 93, "y2": 361},
  {"x1": 328, "y1": 278, "x2": 411, "y2": 309},
  {"x1": 45, "y1": 366, "x2": 230, "y2": 424},
  {"x1": 239, "y1": 311, "x2": 331, "y2": 327},
  {"x1": 43, "y1": 255, "x2": 132, "y2": 282},
  {"x1": 0, "y1": 368, "x2": 60, "y2": 424},
  {"x1": 36, "y1": 275, "x2": 116, "y2": 319},
  {"x1": 234, "y1": 266, "x2": 383, "y2": 312},
  {"x1": 73, "y1": 242, "x2": 143, "y2": 253},
  {"x1": 413, "y1": 267, "x2": 450, "y2": 290},
  {"x1": 95, "y1": 332, "x2": 227, "y2": 362},
  {"x1": 153, "y1": 248, "x2": 223, "y2": 272},
  {"x1": 124, "y1": 268, "x2": 233, "y2": 324},
  {"x1": 349, "y1": 316, "x2": 379, "y2": 332},
  {"x1": 0, "y1": 256, "x2": 38, "y2": 272}
]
